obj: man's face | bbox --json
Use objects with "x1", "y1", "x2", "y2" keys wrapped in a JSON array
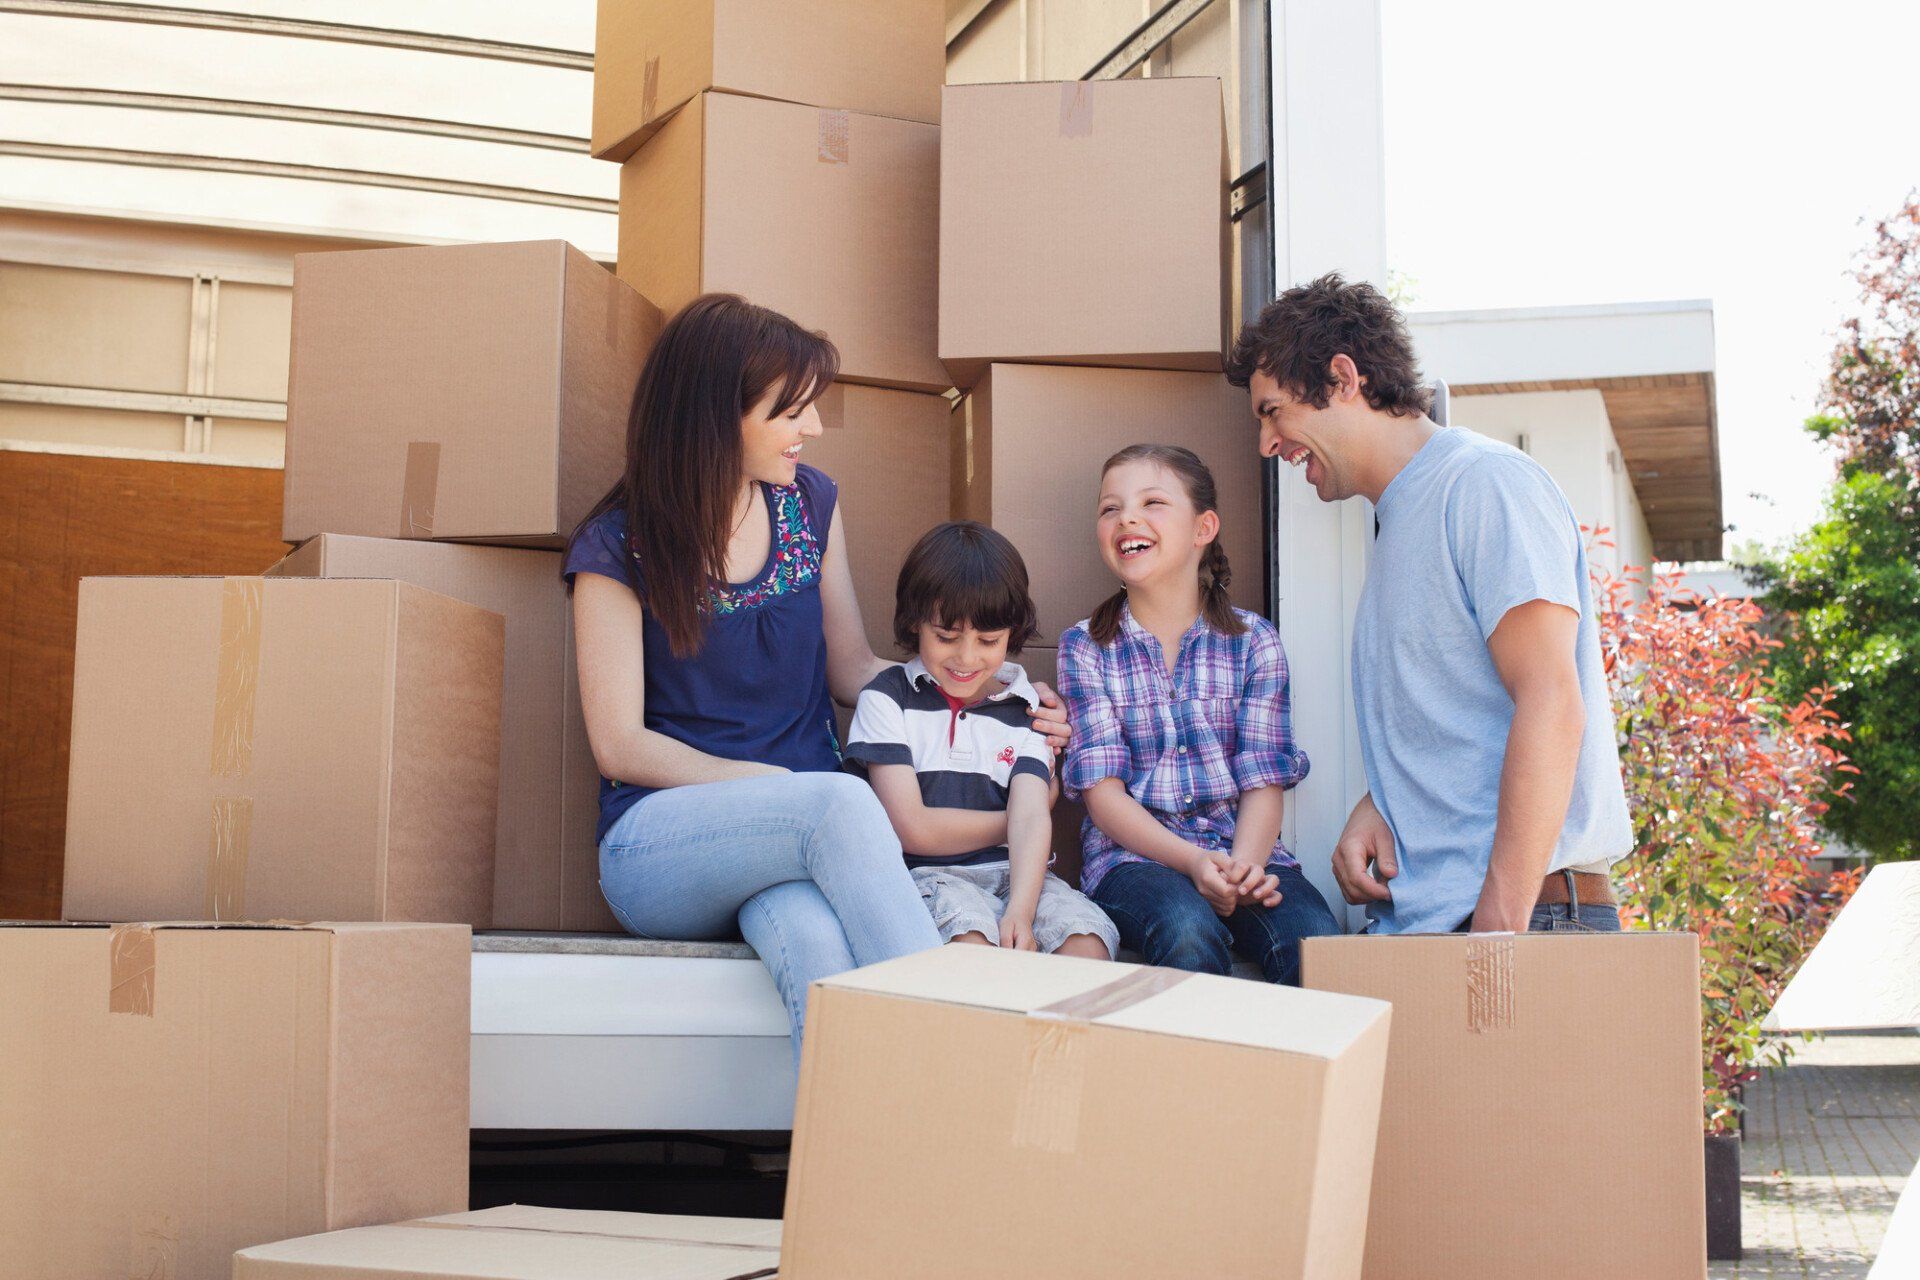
[{"x1": 1249, "y1": 369, "x2": 1356, "y2": 502}]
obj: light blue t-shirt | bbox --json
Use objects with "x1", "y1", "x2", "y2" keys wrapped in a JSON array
[{"x1": 1352, "y1": 427, "x2": 1632, "y2": 934}]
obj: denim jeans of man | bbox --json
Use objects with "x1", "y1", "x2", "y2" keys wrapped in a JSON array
[
  {"x1": 598, "y1": 772, "x2": 941, "y2": 1057},
  {"x1": 1091, "y1": 858, "x2": 1343, "y2": 984}
]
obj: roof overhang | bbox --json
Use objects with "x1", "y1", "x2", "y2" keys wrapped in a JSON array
[{"x1": 1410, "y1": 300, "x2": 1721, "y2": 562}]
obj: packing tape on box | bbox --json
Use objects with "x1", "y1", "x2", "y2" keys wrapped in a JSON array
[
  {"x1": 1012, "y1": 967, "x2": 1193, "y2": 1154},
  {"x1": 206, "y1": 796, "x2": 252, "y2": 921},
  {"x1": 211, "y1": 576, "x2": 261, "y2": 778},
  {"x1": 109, "y1": 923, "x2": 156, "y2": 1016},
  {"x1": 642, "y1": 55, "x2": 660, "y2": 123},
  {"x1": 395, "y1": 1219, "x2": 778, "y2": 1277},
  {"x1": 1466, "y1": 936, "x2": 1516, "y2": 1033},
  {"x1": 1059, "y1": 82, "x2": 1094, "y2": 137},
  {"x1": 818, "y1": 109, "x2": 850, "y2": 165},
  {"x1": 402, "y1": 441, "x2": 441, "y2": 537}
]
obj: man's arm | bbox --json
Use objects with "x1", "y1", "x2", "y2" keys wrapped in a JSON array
[
  {"x1": 865, "y1": 763, "x2": 1010, "y2": 856},
  {"x1": 1473, "y1": 599, "x2": 1587, "y2": 932}
]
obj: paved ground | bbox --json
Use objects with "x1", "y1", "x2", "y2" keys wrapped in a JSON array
[{"x1": 1712, "y1": 1032, "x2": 1920, "y2": 1278}]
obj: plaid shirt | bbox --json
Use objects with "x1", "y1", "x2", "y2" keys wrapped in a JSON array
[{"x1": 1058, "y1": 605, "x2": 1311, "y2": 894}]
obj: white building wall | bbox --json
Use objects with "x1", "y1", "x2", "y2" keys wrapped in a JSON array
[{"x1": 1446, "y1": 388, "x2": 1655, "y2": 586}]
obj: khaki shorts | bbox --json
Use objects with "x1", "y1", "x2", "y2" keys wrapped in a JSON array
[{"x1": 910, "y1": 861, "x2": 1119, "y2": 957}]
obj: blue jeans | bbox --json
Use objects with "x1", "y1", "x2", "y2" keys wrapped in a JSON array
[
  {"x1": 1527, "y1": 902, "x2": 1622, "y2": 932},
  {"x1": 1090, "y1": 859, "x2": 1342, "y2": 985},
  {"x1": 598, "y1": 772, "x2": 941, "y2": 1055}
]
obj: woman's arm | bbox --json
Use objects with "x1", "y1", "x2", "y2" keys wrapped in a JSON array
[
  {"x1": 865, "y1": 763, "x2": 1010, "y2": 856},
  {"x1": 818, "y1": 504, "x2": 894, "y2": 706},
  {"x1": 574, "y1": 573, "x2": 784, "y2": 788}
]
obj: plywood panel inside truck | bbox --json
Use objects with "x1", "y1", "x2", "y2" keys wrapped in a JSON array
[
  {"x1": 592, "y1": 0, "x2": 943, "y2": 161},
  {"x1": 939, "y1": 78, "x2": 1230, "y2": 389},
  {"x1": 618, "y1": 92, "x2": 946, "y2": 393},
  {"x1": 282, "y1": 240, "x2": 659, "y2": 547}
]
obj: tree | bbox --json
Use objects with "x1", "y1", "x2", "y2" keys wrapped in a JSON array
[
  {"x1": 1748, "y1": 193, "x2": 1920, "y2": 862},
  {"x1": 1598, "y1": 564, "x2": 1859, "y2": 1132}
]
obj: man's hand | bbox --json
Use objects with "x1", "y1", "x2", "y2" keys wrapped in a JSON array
[
  {"x1": 1331, "y1": 793, "x2": 1397, "y2": 905},
  {"x1": 1027, "y1": 681, "x2": 1072, "y2": 752},
  {"x1": 1000, "y1": 903, "x2": 1040, "y2": 952},
  {"x1": 1221, "y1": 855, "x2": 1283, "y2": 908},
  {"x1": 1191, "y1": 854, "x2": 1240, "y2": 917}
]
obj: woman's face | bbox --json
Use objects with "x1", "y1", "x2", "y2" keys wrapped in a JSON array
[
  {"x1": 1095, "y1": 460, "x2": 1219, "y2": 593},
  {"x1": 740, "y1": 382, "x2": 825, "y2": 487}
]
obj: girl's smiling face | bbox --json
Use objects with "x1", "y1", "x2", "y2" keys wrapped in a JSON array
[
  {"x1": 739, "y1": 381, "x2": 825, "y2": 487},
  {"x1": 1096, "y1": 459, "x2": 1220, "y2": 592}
]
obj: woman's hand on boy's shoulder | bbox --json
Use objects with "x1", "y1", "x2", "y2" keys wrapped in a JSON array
[{"x1": 1027, "y1": 682, "x2": 1072, "y2": 751}]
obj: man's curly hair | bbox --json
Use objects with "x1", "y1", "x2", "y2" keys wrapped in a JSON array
[{"x1": 1225, "y1": 272, "x2": 1430, "y2": 418}]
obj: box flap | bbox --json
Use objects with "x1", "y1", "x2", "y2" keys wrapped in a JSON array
[{"x1": 820, "y1": 945, "x2": 1389, "y2": 1060}]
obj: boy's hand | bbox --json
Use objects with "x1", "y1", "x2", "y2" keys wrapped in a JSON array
[
  {"x1": 1222, "y1": 855, "x2": 1283, "y2": 908},
  {"x1": 1000, "y1": 906, "x2": 1040, "y2": 952},
  {"x1": 1190, "y1": 854, "x2": 1239, "y2": 917}
]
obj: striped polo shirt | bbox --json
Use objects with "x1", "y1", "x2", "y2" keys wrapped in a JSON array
[{"x1": 843, "y1": 657, "x2": 1054, "y2": 867}]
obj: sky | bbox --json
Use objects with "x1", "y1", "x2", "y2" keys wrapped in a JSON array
[{"x1": 1377, "y1": 0, "x2": 1919, "y2": 553}]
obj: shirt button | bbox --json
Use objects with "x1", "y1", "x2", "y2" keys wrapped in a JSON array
[
  {"x1": 1184, "y1": 795, "x2": 1194, "y2": 804},
  {"x1": 1178, "y1": 744, "x2": 1188, "y2": 753}
]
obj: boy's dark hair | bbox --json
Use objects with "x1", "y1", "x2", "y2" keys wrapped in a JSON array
[
  {"x1": 1225, "y1": 272, "x2": 1430, "y2": 418},
  {"x1": 892, "y1": 521, "x2": 1039, "y2": 655}
]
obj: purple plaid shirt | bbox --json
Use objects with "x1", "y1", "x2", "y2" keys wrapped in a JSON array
[{"x1": 1058, "y1": 604, "x2": 1310, "y2": 894}]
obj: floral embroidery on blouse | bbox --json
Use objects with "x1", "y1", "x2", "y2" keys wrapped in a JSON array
[{"x1": 630, "y1": 482, "x2": 821, "y2": 617}]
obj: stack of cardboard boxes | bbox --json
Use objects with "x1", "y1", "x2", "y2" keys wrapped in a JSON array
[{"x1": 4, "y1": 2, "x2": 1712, "y2": 1277}]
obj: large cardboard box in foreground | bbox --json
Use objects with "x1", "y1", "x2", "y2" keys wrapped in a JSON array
[
  {"x1": 796, "y1": 383, "x2": 952, "y2": 657},
  {"x1": 592, "y1": 0, "x2": 943, "y2": 161},
  {"x1": 0, "y1": 921, "x2": 470, "y2": 1280},
  {"x1": 781, "y1": 945, "x2": 1392, "y2": 1279},
  {"x1": 619, "y1": 92, "x2": 945, "y2": 392},
  {"x1": 63, "y1": 577, "x2": 502, "y2": 927},
  {"x1": 283, "y1": 240, "x2": 661, "y2": 547},
  {"x1": 940, "y1": 78, "x2": 1229, "y2": 389},
  {"x1": 1303, "y1": 933, "x2": 1706, "y2": 1280},
  {"x1": 954, "y1": 363, "x2": 1264, "y2": 644},
  {"x1": 266, "y1": 535, "x2": 615, "y2": 931},
  {"x1": 235, "y1": 1205, "x2": 782, "y2": 1278}
]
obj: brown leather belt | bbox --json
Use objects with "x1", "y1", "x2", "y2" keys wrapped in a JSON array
[{"x1": 1535, "y1": 869, "x2": 1617, "y2": 907}]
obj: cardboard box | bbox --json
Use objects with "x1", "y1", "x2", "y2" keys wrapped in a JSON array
[
  {"x1": 592, "y1": 0, "x2": 943, "y2": 161},
  {"x1": 794, "y1": 383, "x2": 952, "y2": 658},
  {"x1": 940, "y1": 79, "x2": 1229, "y2": 389},
  {"x1": 953, "y1": 363, "x2": 1265, "y2": 644},
  {"x1": 781, "y1": 945, "x2": 1392, "y2": 1279},
  {"x1": 0, "y1": 921, "x2": 470, "y2": 1280},
  {"x1": 618, "y1": 92, "x2": 945, "y2": 393},
  {"x1": 235, "y1": 1205, "x2": 781, "y2": 1278},
  {"x1": 63, "y1": 577, "x2": 502, "y2": 928},
  {"x1": 283, "y1": 240, "x2": 661, "y2": 548},
  {"x1": 1303, "y1": 933, "x2": 1706, "y2": 1280},
  {"x1": 267, "y1": 536, "x2": 615, "y2": 932}
]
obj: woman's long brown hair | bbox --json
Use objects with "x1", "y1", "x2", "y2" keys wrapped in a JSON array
[
  {"x1": 570, "y1": 294, "x2": 839, "y2": 657},
  {"x1": 1089, "y1": 444, "x2": 1246, "y2": 647}
]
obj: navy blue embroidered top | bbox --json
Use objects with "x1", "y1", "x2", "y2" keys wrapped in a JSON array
[{"x1": 564, "y1": 464, "x2": 843, "y2": 842}]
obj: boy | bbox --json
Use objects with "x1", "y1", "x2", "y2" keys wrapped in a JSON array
[{"x1": 844, "y1": 522, "x2": 1117, "y2": 959}]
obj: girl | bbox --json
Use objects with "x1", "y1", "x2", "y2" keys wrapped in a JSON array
[
  {"x1": 1057, "y1": 444, "x2": 1339, "y2": 984},
  {"x1": 566, "y1": 295, "x2": 1069, "y2": 1054}
]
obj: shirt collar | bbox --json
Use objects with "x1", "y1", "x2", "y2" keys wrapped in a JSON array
[
  {"x1": 1116, "y1": 600, "x2": 1211, "y2": 651},
  {"x1": 903, "y1": 656, "x2": 1040, "y2": 708}
]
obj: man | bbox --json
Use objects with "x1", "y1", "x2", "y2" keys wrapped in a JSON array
[{"x1": 1225, "y1": 273, "x2": 1632, "y2": 933}]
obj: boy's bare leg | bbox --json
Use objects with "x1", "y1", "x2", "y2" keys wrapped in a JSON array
[
  {"x1": 1053, "y1": 932, "x2": 1111, "y2": 960},
  {"x1": 949, "y1": 931, "x2": 992, "y2": 946}
]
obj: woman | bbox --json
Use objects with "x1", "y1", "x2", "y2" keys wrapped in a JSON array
[{"x1": 567, "y1": 295, "x2": 1069, "y2": 1053}]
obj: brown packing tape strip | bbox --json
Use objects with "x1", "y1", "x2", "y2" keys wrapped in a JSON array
[
  {"x1": 817, "y1": 108, "x2": 849, "y2": 165},
  {"x1": 1012, "y1": 967, "x2": 1194, "y2": 1154},
  {"x1": 1059, "y1": 81, "x2": 1094, "y2": 137},
  {"x1": 1466, "y1": 936, "x2": 1517, "y2": 1033},
  {"x1": 401, "y1": 441, "x2": 441, "y2": 537},
  {"x1": 109, "y1": 924, "x2": 156, "y2": 1017},
  {"x1": 641, "y1": 55, "x2": 660, "y2": 123},
  {"x1": 210, "y1": 576, "x2": 261, "y2": 778},
  {"x1": 396, "y1": 1219, "x2": 778, "y2": 1275},
  {"x1": 815, "y1": 383, "x2": 845, "y2": 431},
  {"x1": 206, "y1": 796, "x2": 252, "y2": 921}
]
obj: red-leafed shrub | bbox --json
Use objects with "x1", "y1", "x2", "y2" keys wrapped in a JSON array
[{"x1": 1597, "y1": 559, "x2": 1861, "y2": 1134}]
